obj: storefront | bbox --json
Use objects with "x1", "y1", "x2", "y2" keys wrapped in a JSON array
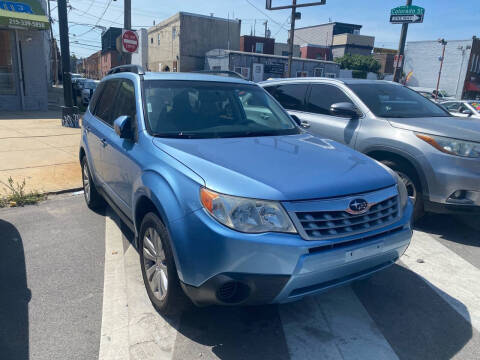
[{"x1": 0, "y1": 0, "x2": 49, "y2": 111}]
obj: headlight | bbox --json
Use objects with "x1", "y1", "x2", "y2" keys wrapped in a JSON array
[
  {"x1": 394, "y1": 172, "x2": 409, "y2": 210},
  {"x1": 416, "y1": 133, "x2": 480, "y2": 158},
  {"x1": 200, "y1": 188, "x2": 296, "y2": 234}
]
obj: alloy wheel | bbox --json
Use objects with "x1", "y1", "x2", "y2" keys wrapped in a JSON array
[{"x1": 143, "y1": 227, "x2": 168, "y2": 301}]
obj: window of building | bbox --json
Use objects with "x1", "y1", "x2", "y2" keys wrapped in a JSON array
[
  {"x1": 93, "y1": 79, "x2": 120, "y2": 126},
  {"x1": 172, "y1": 27, "x2": 177, "y2": 40},
  {"x1": 157, "y1": 33, "x2": 161, "y2": 45},
  {"x1": 296, "y1": 71, "x2": 308, "y2": 77},
  {"x1": 255, "y1": 42, "x2": 264, "y2": 53},
  {"x1": 234, "y1": 66, "x2": 250, "y2": 79},
  {"x1": 325, "y1": 73, "x2": 337, "y2": 78},
  {"x1": 150, "y1": 37, "x2": 153, "y2": 44},
  {"x1": 269, "y1": 83, "x2": 308, "y2": 111},
  {"x1": 281, "y1": 51, "x2": 289, "y2": 56},
  {"x1": 307, "y1": 84, "x2": 353, "y2": 115},
  {"x1": 313, "y1": 68, "x2": 324, "y2": 77},
  {"x1": 0, "y1": 30, "x2": 15, "y2": 95}
]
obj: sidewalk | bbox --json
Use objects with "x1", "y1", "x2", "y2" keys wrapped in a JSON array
[{"x1": 0, "y1": 111, "x2": 82, "y2": 195}]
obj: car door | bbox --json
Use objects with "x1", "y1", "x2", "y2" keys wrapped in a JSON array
[
  {"x1": 88, "y1": 79, "x2": 120, "y2": 182},
  {"x1": 264, "y1": 83, "x2": 309, "y2": 121},
  {"x1": 101, "y1": 78, "x2": 141, "y2": 213},
  {"x1": 300, "y1": 83, "x2": 360, "y2": 146}
]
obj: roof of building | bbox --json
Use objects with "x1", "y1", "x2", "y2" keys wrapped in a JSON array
[
  {"x1": 206, "y1": 49, "x2": 337, "y2": 64},
  {"x1": 295, "y1": 22, "x2": 362, "y2": 31}
]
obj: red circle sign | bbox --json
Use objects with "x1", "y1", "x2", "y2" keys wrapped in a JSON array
[{"x1": 122, "y1": 30, "x2": 138, "y2": 53}]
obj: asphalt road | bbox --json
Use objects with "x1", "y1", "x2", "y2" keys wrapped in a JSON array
[{"x1": 1, "y1": 194, "x2": 479, "y2": 360}]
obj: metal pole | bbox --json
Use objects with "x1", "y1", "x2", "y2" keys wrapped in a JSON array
[
  {"x1": 57, "y1": 0, "x2": 74, "y2": 113},
  {"x1": 124, "y1": 0, "x2": 131, "y2": 65},
  {"x1": 393, "y1": 0, "x2": 412, "y2": 83},
  {"x1": 435, "y1": 40, "x2": 447, "y2": 101},
  {"x1": 455, "y1": 48, "x2": 466, "y2": 99},
  {"x1": 287, "y1": 0, "x2": 296, "y2": 78}
]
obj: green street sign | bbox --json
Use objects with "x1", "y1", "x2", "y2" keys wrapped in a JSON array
[
  {"x1": 391, "y1": 5, "x2": 425, "y2": 16},
  {"x1": 390, "y1": 5, "x2": 425, "y2": 24}
]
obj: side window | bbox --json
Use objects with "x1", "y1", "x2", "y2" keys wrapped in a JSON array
[
  {"x1": 93, "y1": 79, "x2": 120, "y2": 126},
  {"x1": 271, "y1": 84, "x2": 308, "y2": 111},
  {"x1": 111, "y1": 80, "x2": 137, "y2": 122},
  {"x1": 443, "y1": 102, "x2": 460, "y2": 112},
  {"x1": 307, "y1": 84, "x2": 353, "y2": 115},
  {"x1": 88, "y1": 82, "x2": 104, "y2": 113},
  {"x1": 458, "y1": 103, "x2": 469, "y2": 114}
]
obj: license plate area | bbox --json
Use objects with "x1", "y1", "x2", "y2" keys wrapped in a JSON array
[{"x1": 345, "y1": 241, "x2": 384, "y2": 262}]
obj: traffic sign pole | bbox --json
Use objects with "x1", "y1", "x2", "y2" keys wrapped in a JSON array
[
  {"x1": 393, "y1": 0, "x2": 412, "y2": 83},
  {"x1": 124, "y1": 0, "x2": 131, "y2": 64}
]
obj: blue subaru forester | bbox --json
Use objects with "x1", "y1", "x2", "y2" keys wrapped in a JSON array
[{"x1": 80, "y1": 65, "x2": 413, "y2": 315}]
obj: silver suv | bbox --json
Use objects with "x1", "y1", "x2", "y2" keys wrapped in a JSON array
[{"x1": 261, "y1": 78, "x2": 480, "y2": 220}]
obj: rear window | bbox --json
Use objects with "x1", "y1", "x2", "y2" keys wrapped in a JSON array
[{"x1": 348, "y1": 83, "x2": 449, "y2": 118}]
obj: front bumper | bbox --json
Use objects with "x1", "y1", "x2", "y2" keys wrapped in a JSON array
[
  {"x1": 422, "y1": 152, "x2": 480, "y2": 212},
  {"x1": 169, "y1": 201, "x2": 413, "y2": 306}
]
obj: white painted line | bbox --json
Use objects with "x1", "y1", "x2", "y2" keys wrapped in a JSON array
[
  {"x1": 124, "y1": 243, "x2": 179, "y2": 360},
  {"x1": 402, "y1": 230, "x2": 480, "y2": 332},
  {"x1": 280, "y1": 286, "x2": 399, "y2": 360},
  {"x1": 99, "y1": 211, "x2": 130, "y2": 360}
]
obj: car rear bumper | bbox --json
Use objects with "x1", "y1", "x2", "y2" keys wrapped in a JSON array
[{"x1": 169, "y1": 200, "x2": 413, "y2": 306}]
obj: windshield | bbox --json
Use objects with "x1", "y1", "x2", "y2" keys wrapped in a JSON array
[
  {"x1": 348, "y1": 83, "x2": 450, "y2": 118},
  {"x1": 144, "y1": 81, "x2": 299, "y2": 138}
]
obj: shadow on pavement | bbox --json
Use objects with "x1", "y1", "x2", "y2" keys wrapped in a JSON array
[
  {"x1": 353, "y1": 264, "x2": 475, "y2": 360},
  {"x1": 0, "y1": 219, "x2": 30, "y2": 360},
  {"x1": 0, "y1": 111, "x2": 61, "y2": 120},
  {"x1": 415, "y1": 213, "x2": 479, "y2": 247}
]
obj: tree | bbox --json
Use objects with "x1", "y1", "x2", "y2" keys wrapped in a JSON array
[{"x1": 335, "y1": 54, "x2": 381, "y2": 74}]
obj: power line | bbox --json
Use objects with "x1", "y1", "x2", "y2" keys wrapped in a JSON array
[{"x1": 73, "y1": 0, "x2": 115, "y2": 37}]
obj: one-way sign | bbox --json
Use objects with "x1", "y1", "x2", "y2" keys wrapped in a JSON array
[{"x1": 390, "y1": 14, "x2": 424, "y2": 24}]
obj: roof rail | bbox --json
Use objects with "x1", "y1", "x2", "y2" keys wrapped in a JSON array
[
  {"x1": 107, "y1": 64, "x2": 145, "y2": 75},
  {"x1": 191, "y1": 70, "x2": 246, "y2": 80}
]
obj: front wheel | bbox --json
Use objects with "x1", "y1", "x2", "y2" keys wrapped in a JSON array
[
  {"x1": 139, "y1": 212, "x2": 190, "y2": 316},
  {"x1": 381, "y1": 160, "x2": 424, "y2": 222}
]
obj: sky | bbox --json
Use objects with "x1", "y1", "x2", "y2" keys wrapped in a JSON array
[{"x1": 53, "y1": 0, "x2": 480, "y2": 58}]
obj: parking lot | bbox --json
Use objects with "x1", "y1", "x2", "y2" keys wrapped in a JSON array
[{"x1": 1, "y1": 193, "x2": 479, "y2": 360}]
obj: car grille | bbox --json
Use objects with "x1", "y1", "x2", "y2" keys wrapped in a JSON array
[{"x1": 294, "y1": 195, "x2": 399, "y2": 240}]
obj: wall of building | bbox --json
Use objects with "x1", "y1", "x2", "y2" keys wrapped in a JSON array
[
  {"x1": 293, "y1": 23, "x2": 335, "y2": 46},
  {"x1": 240, "y1": 35, "x2": 274, "y2": 54},
  {"x1": 179, "y1": 13, "x2": 240, "y2": 72},
  {"x1": 404, "y1": 39, "x2": 473, "y2": 99},
  {"x1": 274, "y1": 42, "x2": 300, "y2": 57},
  {"x1": 131, "y1": 28, "x2": 148, "y2": 70},
  {"x1": 100, "y1": 50, "x2": 124, "y2": 78},
  {"x1": 372, "y1": 53, "x2": 394, "y2": 75},
  {"x1": 147, "y1": 14, "x2": 180, "y2": 72},
  {"x1": 84, "y1": 50, "x2": 101, "y2": 79},
  {"x1": 300, "y1": 45, "x2": 332, "y2": 61}
]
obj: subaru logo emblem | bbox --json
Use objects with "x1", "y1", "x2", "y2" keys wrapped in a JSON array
[{"x1": 348, "y1": 199, "x2": 369, "y2": 214}]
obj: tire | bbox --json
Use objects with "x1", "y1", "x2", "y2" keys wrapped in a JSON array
[
  {"x1": 381, "y1": 159, "x2": 424, "y2": 222},
  {"x1": 139, "y1": 212, "x2": 190, "y2": 316},
  {"x1": 81, "y1": 157, "x2": 105, "y2": 210}
]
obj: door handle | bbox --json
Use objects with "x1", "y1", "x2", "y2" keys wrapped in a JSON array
[{"x1": 100, "y1": 138, "x2": 108, "y2": 147}]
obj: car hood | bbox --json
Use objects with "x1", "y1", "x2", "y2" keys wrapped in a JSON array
[
  {"x1": 388, "y1": 116, "x2": 480, "y2": 142},
  {"x1": 152, "y1": 134, "x2": 395, "y2": 201}
]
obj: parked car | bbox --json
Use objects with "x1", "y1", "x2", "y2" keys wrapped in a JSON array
[
  {"x1": 81, "y1": 80, "x2": 100, "y2": 105},
  {"x1": 441, "y1": 100, "x2": 480, "y2": 119},
  {"x1": 80, "y1": 66, "x2": 412, "y2": 315},
  {"x1": 409, "y1": 86, "x2": 456, "y2": 102},
  {"x1": 260, "y1": 78, "x2": 480, "y2": 220}
]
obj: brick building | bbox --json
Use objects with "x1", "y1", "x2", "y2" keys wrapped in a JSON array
[
  {"x1": 240, "y1": 35, "x2": 274, "y2": 54},
  {"x1": 300, "y1": 44, "x2": 332, "y2": 61},
  {"x1": 83, "y1": 50, "x2": 101, "y2": 79}
]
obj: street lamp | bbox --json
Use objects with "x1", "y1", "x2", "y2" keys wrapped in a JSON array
[{"x1": 435, "y1": 38, "x2": 447, "y2": 101}]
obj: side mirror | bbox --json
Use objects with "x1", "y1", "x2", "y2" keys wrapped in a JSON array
[
  {"x1": 114, "y1": 115, "x2": 134, "y2": 140},
  {"x1": 330, "y1": 102, "x2": 359, "y2": 119},
  {"x1": 290, "y1": 114, "x2": 310, "y2": 128},
  {"x1": 461, "y1": 109, "x2": 473, "y2": 116}
]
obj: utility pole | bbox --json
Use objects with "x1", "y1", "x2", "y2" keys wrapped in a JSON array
[
  {"x1": 124, "y1": 0, "x2": 131, "y2": 64},
  {"x1": 287, "y1": 0, "x2": 296, "y2": 78},
  {"x1": 264, "y1": 20, "x2": 268, "y2": 37},
  {"x1": 393, "y1": 0, "x2": 412, "y2": 83},
  {"x1": 266, "y1": 0, "x2": 326, "y2": 78},
  {"x1": 57, "y1": 0, "x2": 76, "y2": 126},
  {"x1": 47, "y1": 0, "x2": 58, "y2": 85},
  {"x1": 435, "y1": 38, "x2": 447, "y2": 101}
]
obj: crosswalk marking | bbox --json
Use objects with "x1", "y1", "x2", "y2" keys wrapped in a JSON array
[
  {"x1": 280, "y1": 286, "x2": 399, "y2": 360},
  {"x1": 402, "y1": 230, "x2": 480, "y2": 332}
]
